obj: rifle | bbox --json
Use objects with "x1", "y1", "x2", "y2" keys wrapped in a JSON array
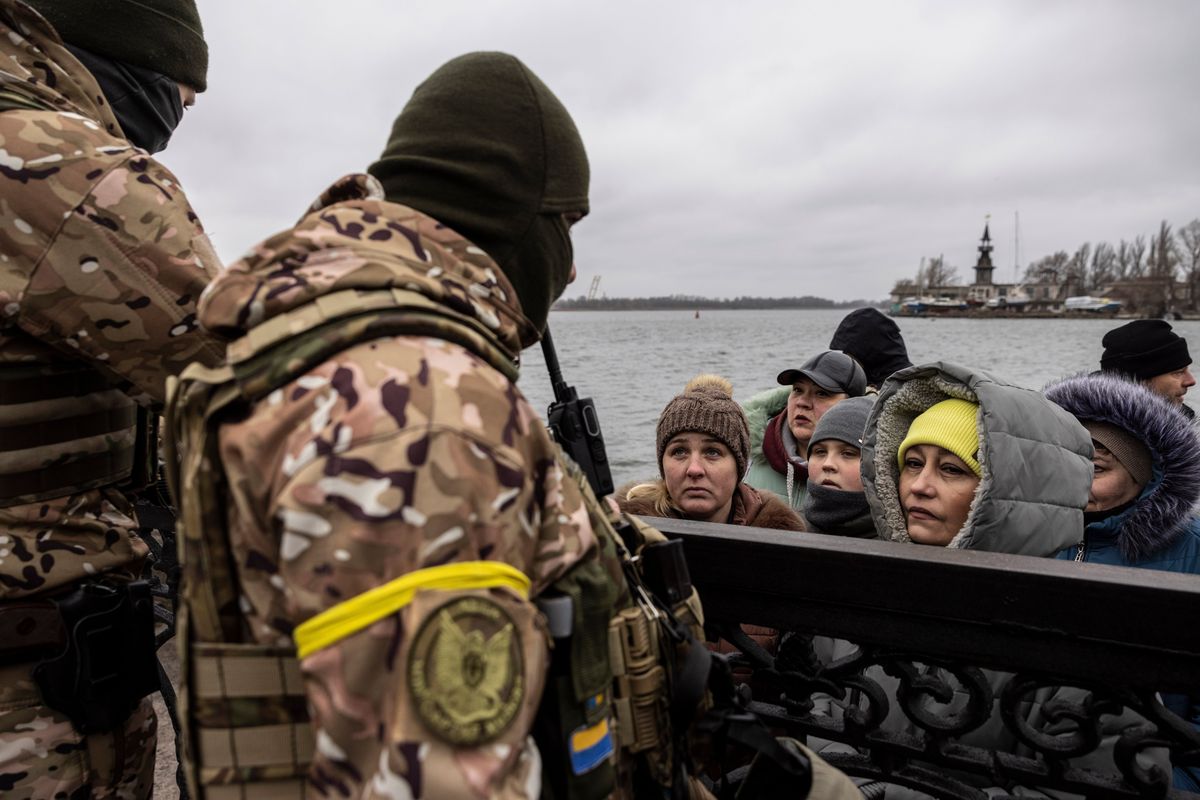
[{"x1": 541, "y1": 327, "x2": 614, "y2": 498}]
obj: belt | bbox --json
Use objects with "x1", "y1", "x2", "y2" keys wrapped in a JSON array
[{"x1": 0, "y1": 601, "x2": 66, "y2": 665}]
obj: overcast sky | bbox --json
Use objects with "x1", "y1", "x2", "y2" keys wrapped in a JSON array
[{"x1": 165, "y1": 1, "x2": 1200, "y2": 302}]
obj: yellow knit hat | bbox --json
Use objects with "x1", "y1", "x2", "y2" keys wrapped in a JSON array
[{"x1": 897, "y1": 398, "x2": 982, "y2": 477}]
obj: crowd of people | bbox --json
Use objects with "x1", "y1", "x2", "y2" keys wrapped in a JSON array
[
  {"x1": 626, "y1": 311, "x2": 1200, "y2": 573},
  {"x1": 0, "y1": 0, "x2": 1195, "y2": 796},
  {"x1": 622, "y1": 309, "x2": 1200, "y2": 793}
]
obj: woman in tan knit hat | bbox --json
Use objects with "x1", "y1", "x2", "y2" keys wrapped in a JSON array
[
  {"x1": 618, "y1": 375, "x2": 804, "y2": 679},
  {"x1": 619, "y1": 374, "x2": 803, "y2": 529}
]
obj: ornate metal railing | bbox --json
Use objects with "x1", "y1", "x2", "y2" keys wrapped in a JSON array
[{"x1": 653, "y1": 518, "x2": 1200, "y2": 799}]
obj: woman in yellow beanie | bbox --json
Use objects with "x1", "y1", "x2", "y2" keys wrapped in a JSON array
[
  {"x1": 895, "y1": 398, "x2": 983, "y2": 545},
  {"x1": 862, "y1": 362, "x2": 1093, "y2": 554}
]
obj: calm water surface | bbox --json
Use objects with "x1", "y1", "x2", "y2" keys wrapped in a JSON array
[{"x1": 517, "y1": 309, "x2": 1200, "y2": 484}]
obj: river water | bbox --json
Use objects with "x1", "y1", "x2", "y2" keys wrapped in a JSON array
[{"x1": 517, "y1": 309, "x2": 1200, "y2": 484}]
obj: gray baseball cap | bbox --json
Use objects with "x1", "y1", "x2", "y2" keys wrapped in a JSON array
[{"x1": 777, "y1": 350, "x2": 868, "y2": 397}]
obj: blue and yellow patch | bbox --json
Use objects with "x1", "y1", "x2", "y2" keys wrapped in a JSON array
[{"x1": 569, "y1": 717, "x2": 614, "y2": 775}]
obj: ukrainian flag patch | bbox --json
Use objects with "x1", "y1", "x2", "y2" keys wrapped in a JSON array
[{"x1": 569, "y1": 717, "x2": 614, "y2": 775}]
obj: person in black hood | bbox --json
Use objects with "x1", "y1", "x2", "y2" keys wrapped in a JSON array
[
  {"x1": 829, "y1": 308, "x2": 913, "y2": 389},
  {"x1": 24, "y1": 0, "x2": 208, "y2": 152},
  {"x1": 368, "y1": 52, "x2": 588, "y2": 336}
]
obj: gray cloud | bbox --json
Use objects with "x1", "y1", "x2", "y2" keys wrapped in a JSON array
[{"x1": 165, "y1": 0, "x2": 1200, "y2": 300}]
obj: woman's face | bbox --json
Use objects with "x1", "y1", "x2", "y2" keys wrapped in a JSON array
[
  {"x1": 662, "y1": 433, "x2": 739, "y2": 523},
  {"x1": 808, "y1": 439, "x2": 863, "y2": 491},
  {"x1": 898, "y1": 444, "x2": 980, "y2": 546},
  {"x1": 1087, "y1": 445, "x2": 1141, "y2": 511},
  {"x1": 786, "y1": 376, "x2": 849, "y2": 455}
]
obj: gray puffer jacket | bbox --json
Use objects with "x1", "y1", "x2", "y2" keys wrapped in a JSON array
[
  {"x1": 830, "y1": 363, "x2": 1097, "y2": 797},
  {"x1": 863, "y1": 361, "x2": 1094, "y2": 556}
]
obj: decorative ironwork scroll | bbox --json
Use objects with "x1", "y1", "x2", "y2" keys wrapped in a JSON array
[{"x1": 655, "y1": 518, "x2": 1200, "y2": 799}]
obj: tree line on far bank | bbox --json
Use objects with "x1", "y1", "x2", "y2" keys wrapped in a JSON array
[{"x1": 553, "y1": 294, "x2": 883, "y2": 311}]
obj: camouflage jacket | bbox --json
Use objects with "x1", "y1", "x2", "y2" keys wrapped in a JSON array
[
  {"x1": 0, "y1": 0, "x2": 224, "y2": 599},
  {"x1": 196, "y1": 173, "x2": 610, "y2": 796}
]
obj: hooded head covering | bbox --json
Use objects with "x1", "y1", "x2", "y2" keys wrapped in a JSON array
[
  {"x1": 368, "y1": 52, "x2": 589, "y2": 335},
  {"x1": 1044, "y1": 372, "x2": 1200, "y2": 562},
  {"x1": 829, "y1": 308, "x2": 913, "y2": 387},
  {"x1": 862, "y1": 362, "x2": 1092, "y2": 555}
]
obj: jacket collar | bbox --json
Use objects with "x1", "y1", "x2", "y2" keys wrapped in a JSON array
[
  {"x1": 199, "y1": 173, "x2": 537, "y2": 362},
  {"x1": 762, "y1": 412, "x2": 809, "y2": 476},
  {"x1": 0, "y1": 0, "x2": 122, "y2": 135}
]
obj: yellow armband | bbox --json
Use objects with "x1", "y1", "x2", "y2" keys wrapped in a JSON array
[{"x1": 293, "y1": 560, "x2": 531, "y2": 658}]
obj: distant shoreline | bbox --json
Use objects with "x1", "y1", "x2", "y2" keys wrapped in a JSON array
[
  {"x1": 553, "y1": 299, "x2": 884, "y2": 312},
  {"x1": 552, "y1": 306, "x2": 1187, "y2": 320}
]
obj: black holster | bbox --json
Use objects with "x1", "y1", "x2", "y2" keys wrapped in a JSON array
[{"x1": 33, "y1": 580, "x2": 159, "y2": 733}]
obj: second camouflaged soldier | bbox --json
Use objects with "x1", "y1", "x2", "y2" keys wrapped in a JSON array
[
  {"x1": 0, "y1": 0, "x2": 223, "y2": 796},
  {"x1": 167, "y1": 52, "x2": 858, "y2": 798}
]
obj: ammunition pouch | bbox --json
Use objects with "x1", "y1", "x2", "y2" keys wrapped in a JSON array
[
  {"x1": 32, "y1": 580, "x2": 159, "y2": 733},
  {"x1": 532, "y1": 483, "x2": 718, "y2": 800}
]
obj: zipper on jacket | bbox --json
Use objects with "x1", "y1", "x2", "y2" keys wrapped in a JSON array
[{"x1": 1073, "y1": 541, "x2": 1086, "y2": 562}]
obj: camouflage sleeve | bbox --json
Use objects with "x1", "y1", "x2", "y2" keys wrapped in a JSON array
[
  {"x1": 241, "y1": 419, "x2": 598, "y2": 796},
  {"x1": 211, "y1": 334, "x2": 604, "y2": 794},
  {"x1": 16, "y1": 151, "x2": 225, "y2": 403}
]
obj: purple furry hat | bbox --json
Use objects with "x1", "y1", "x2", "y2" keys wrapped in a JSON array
[{"x1": 1043, "y1": 372, "x2": 1200, "y2": 562}]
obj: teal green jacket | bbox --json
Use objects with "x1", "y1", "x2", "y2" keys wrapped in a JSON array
[{"x1": 742, "y1": 386, "x2": 806, "y2": 510}]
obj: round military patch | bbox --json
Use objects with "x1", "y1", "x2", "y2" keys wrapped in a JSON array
[{"x1": 407, "y1": 595, "x2": 524, "y2": 745}]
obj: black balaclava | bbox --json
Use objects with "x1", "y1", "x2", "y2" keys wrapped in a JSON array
[
  {"x1": 66, "y1": 44, "x2": 183, "y2": 154},
  {"x1": 368, "y1": 52, "x2": 589, "y2": 336}
]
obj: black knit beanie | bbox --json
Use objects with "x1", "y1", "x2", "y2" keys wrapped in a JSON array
[
  {"x1": 26, "y1": 0, "x2": 208, "y2": 91},
  {"x1": 1100, "y1": 320, "x2": 1191, "y2": 380},
  {"x1": 656, "y1": 375, "x2": 751, "y2": 480},
  {"x1": 368, "y1": 52, "x2": 589, "y2": 338}
]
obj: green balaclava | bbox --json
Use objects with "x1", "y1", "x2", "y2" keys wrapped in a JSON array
[
  {"x1": 24, "y1": 0, "x2": 208, "y2": 91},
  {"x1": 368, "y1": 52, "x2": 589, "y2": 336}
]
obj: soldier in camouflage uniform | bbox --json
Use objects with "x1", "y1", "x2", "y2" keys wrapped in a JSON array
[
  {"x1": 0, "y1": 0, "x2": 222, "y2": 796},
  {"x1": 168, "y1": 52, "x2": 858, "y2": 799}
]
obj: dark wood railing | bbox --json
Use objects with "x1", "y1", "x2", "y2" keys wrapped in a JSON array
[{"x1": 653, "y1": 518, "x2": 1200, "y2": 799}]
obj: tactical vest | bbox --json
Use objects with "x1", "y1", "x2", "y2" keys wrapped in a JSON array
[
  {"x1": 0, "y1": 96, "x2": 156, "y2": 508},
  {"x1": 164, "y1": 287, "x2": 710, "y2": 800},
  {"x1": 0, "y1": 358, "x2": 156, "y2": 507}
]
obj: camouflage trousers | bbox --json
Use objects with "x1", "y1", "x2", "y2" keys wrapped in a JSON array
[{"x1": 0, "y1": 662, "x2": 156, "y2": 799}]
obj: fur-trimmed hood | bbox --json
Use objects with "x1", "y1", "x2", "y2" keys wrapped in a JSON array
[
  {"x1": 862, "y1": 362, "x2": 1094, "y2": 556},
  {"x1": 1043, "y1": 372, "x2": 1200, "y2": 563}
]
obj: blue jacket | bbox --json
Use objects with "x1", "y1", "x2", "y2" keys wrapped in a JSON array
[
  {"x1": 1046, "y1": 373, "x2": 1200, "y2": 791},
  {"x1": 1056, "y1": 499, "x2": 1200, "y2": 574}
]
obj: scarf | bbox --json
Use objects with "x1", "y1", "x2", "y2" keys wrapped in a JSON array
[{"x1": 802, "y1": 482, "x2": 876, "y2": 538}]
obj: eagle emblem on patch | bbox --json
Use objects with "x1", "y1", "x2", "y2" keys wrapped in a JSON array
[{"x1": 407, "y1": 596, "x2": 524, "y2": 745}]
